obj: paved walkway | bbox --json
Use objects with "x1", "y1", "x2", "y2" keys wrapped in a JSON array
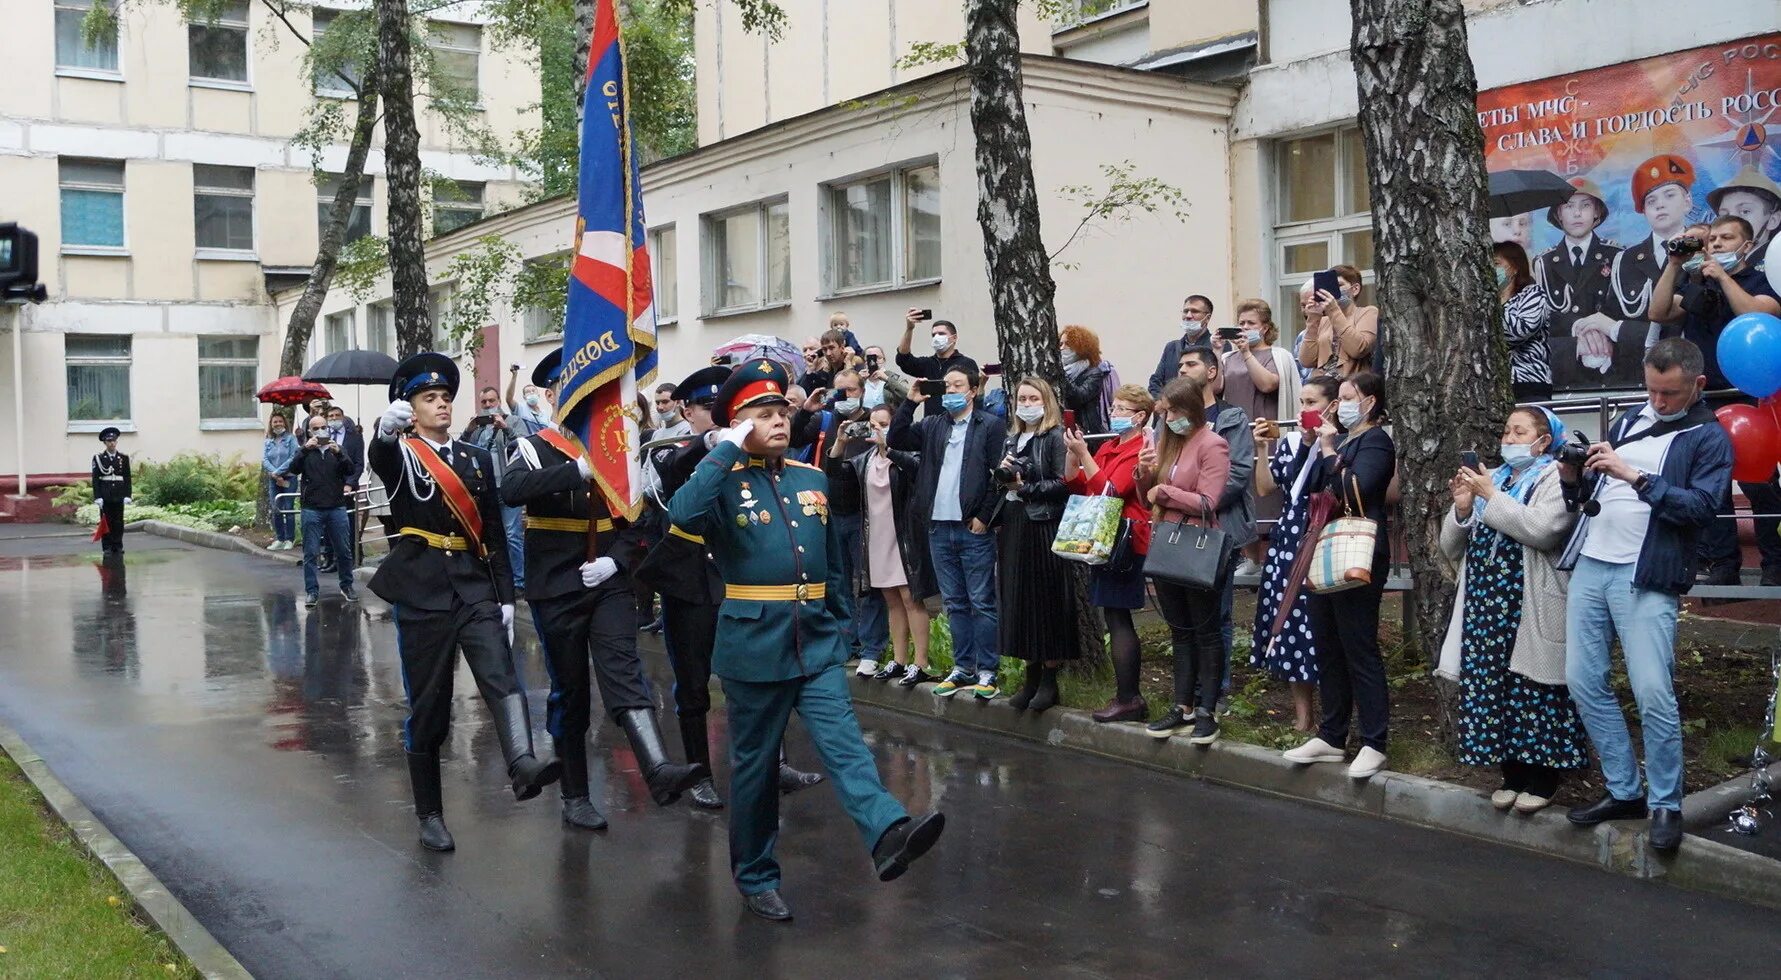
[{"x1": 0, "y1": 531, "x2": 1774, "y2": 977}]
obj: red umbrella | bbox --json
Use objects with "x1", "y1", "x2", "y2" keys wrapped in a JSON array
[{"x1": 257, "y1": 376, "x2": 333, "y2": 406}]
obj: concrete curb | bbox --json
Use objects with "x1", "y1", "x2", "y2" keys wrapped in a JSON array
[
  {"x1": 849, "y1": 676, "x2": 1781, "y2": 911},
  {"x1": 0, "y1": 722, "x2": 251, "y2": 979},
  {"x1": 134, "y1": 520, "x2": 301, "y2": 565}
]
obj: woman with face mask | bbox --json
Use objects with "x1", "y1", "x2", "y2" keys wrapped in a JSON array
[
  {"x1": 1282, "y1": 371, "x2": 1396, "y2": 778},
  {"x1": 1494, "y1": 242, "x2": 1552, "y2": 403},
  {"x1": 998, "y1": 378, "x2": 1089, "y2": 713},
  {"x1": 1220, "y1": 299, "x2": 1303, "y2": 578},
  {"x1": 1057, "y1": 324, "x2": 1110, "y2": 434},
  {"x1": 850, "y1": 405, "x2": 937, "y2": 687},
  {"x1": 1437, "y1": 407, "x2": 1587, "y2": 813},
  {"x1": 263, "y1": 412, "x2": 301, "y2": 551}
]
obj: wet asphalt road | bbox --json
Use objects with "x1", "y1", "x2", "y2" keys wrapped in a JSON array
[{"x1": 0, "y1": 529, "x2": 1773, "y2": 978}]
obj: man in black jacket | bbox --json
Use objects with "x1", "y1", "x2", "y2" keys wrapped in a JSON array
[
  {"x1": 501, "y1": 350, "x2": 706, "y2": 832},
  {"x1": 888, "y1": 366, "x2": 1005, "y2": 699},
  {"x1": 91, "y1": 427, "x2": 130, "y2": 554},
  {"x1": 291, "y1": 413, "x2": 359, "y2": 606},
  {"x1": 367, "y1": 352, "x2": 560, "y2": 853}
]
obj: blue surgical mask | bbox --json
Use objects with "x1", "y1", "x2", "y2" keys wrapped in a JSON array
[
  {"x1": 1181, "y1": 319, "x2": 1203, "y2": 336},
  {"x1": 1711, "y1": 251, "x2": 1741, "y2": 271},
  {"x1": 1337, "y1": 293, "x2": 1353, "y2": 308},
  {"x1": 1682, "y1": 253, "x2": 1706, "y2": 273},
  {"x1": 1337, "y1": 400, "x2": 1363, "y2": 428},
  {"x1": 1493, "y1": 266, "x2": 1510, "y2": 288},
  {"x1": 1245, "y1": 331, "x2": 1263, "y2": 347},
  {"x1": 1108, "y1": 416, "x2": 1135, "y2": 435},
  {"x1": 941, "y1": 392, "x2": 968, "y2": 414},
  {"x1": 1500, "y1": 443, "x2": 1535, "y2": 468},
  {"x1": 1651, "y1": 401, "x2": 1690, "y2": 423},
  {"x1": 1166, "y1": 417, "x2": 1192, "y2": 435},
  {"x1": 862, "y1": 380, "x2": 885, "y2": 409},
  {"x1": 1015, "y1": 405, "x2": 1044, "y2": 424},
  {"x1": 833, "y1": 398, "x2": 860, "y2": 416}
]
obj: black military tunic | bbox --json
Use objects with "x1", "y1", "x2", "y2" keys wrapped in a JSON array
[{"x1": 91, "y1": 445, "x2": 130, "y2": 553}]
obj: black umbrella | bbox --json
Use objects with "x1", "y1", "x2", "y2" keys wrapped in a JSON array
[
  {"x1": 1487, "y1": 169, "x2": 1576, "y2": 218},
  {"x1": 303, "y1": 348, "x2": 400, "y2": 385}
]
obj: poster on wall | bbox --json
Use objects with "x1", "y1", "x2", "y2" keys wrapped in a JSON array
[{"x1": 1477, "y1": 34, "x2": 1780, "y2": 392}]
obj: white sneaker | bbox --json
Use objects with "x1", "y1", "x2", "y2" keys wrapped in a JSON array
[
  {"x1": 855, "y1": 659, "x2": 879, "y2": 677},
  {"x1": 1234, "y1": 557, "x2": 1263, "y2": 578},
  {"x1": 1512, "y1": 791, "x2": 1552, "y2": 814},
  {"x1": 267, "y1": 540, "x2": 283, "y2": 550},
  {"x1": 1490, "y1": 789, "x2": 1519, "y2": 810},
  {"x1": 1282, "y1": 737, "x2": 1346, "y2": 764},
  {"x1": 1347, "y1": 746, "x2": 1387, "y2": 779}
]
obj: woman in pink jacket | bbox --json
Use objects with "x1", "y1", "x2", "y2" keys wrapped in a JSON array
[{"x1": 1135, "y1": 376, "x2": 1231, "y2": 745}]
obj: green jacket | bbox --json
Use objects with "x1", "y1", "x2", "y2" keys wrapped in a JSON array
[{"x1": 666, "y1": 440, "x2": 852, "y2": 682}]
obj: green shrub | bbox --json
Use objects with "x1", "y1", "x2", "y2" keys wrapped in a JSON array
[
  {"x1": 135, "y1": 453, "x2": 258, "y2": 507},
  {"x1": 48, "y1": 483, "x2": 93, "y2": 508}
]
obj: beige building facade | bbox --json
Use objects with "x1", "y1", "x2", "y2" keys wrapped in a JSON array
[{"x1": 1, "y1": 0, "x2": 538, "y2": 482}]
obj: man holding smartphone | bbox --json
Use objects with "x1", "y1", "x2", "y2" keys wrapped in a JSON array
[
  {"x1": 896, "y1": 309, "x2": 979, "y2": 419},
  {"x1": 291, "y1": 414, "x2": 359, "y2": 607}
]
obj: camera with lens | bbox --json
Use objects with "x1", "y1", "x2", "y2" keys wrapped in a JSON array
[
  {"x1": 0, "y1": 223, "x2": 47, "y2": 304},
  {"x1": 1554, "y1": 439, "x2": 1590, "y2": 468},
  {"x1": 1663, "y1": 235, "x2": 1705, "y2": 258},
  {"x1": 995, "y1": 460, "x2": 1024, "y2": 484},
  {"x1": 843, "y1": 421, "x2": 872, "y2": 440}
]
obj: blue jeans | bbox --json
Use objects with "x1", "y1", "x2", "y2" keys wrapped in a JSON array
[
  {"x1": 928, "y1": 520, "x2": 998, "y2": 678},
  {"x1": 833, "y1": 512, "x2": 889, "y2": 658},
  {"x1": 501, "y1": 502, "x2": 526, "y2": 592},
  {"x1": 301, "y1": 506, "x2": 354, "y2": 596},
  {"x1": 268, "y1": 479, "x2": 295, "y2": 542},
  {"x1": 1565, "y1": 556, "x2": 1683, "y2": 810}
]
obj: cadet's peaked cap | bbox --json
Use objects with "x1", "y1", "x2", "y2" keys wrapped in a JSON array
[
  {"x1": 1545, "y1": 177, "x2": 1610, "y2": 229},
  {"x1": 713, "y1": 358, "x2": 791, "y2": 426},
  {"x1": 672, "y1": 366, "x2": 732, "y2": 405},
  {"x1": 389, "y1": 352, "x2": 460, "y2": 402},
  {"x1": 532, "y1": 348, "x2": 563, "y2": 388},
  {"x1": 98, "y1": 426, "x2": 121, "y2": 442},
  {"x1": 1706, "y1": 164, "x2": 1781, "y2": 213},
  {"x1": 1632, "y1": 154, "x2": 1696, "y2": 212}
]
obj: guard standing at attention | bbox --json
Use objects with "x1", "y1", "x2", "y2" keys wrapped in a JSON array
[
  {"x1": 368, "y1": 352, "x2": 561, "y2": 853},
  {"x1": 666, "y1": 357, "x2": 944, "y2": 922},
  {"x1": 92, "y1": 427, "x2": 131, "y2": 554},
  {"x1": 501, "y1": 349, "x2": 707, "y2": 832},
  {"x1": 637, "y1": 365, "x2": 825, "y2": 811}
]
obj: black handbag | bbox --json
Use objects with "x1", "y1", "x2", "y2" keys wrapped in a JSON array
[{"x1": 1142, "y1": 493, "x2": 1228, "y2": 591}]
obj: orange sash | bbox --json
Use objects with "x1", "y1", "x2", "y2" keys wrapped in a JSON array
[
  {"x1": 535, "y1": 428, "x2": 585, "y2": 463},
  {"x1": 404, "y1": 437, "x2": 486, "y2": 558}
]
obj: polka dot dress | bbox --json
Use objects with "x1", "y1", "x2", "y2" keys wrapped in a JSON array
[{"x1": 1250, "y1": 439, "x2": 1319, "y2": 684}]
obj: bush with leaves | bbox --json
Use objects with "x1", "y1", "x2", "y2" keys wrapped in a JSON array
[{"x1": 135, "y1": 453, "x2": 259, "y2": 507}]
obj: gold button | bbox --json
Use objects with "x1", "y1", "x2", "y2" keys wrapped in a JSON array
[{"x1": 795, "y1": 583, "x2": 809, "y2": 601}]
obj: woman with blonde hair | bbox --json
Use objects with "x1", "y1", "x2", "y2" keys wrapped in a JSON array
[{"x1": 998, "y1": 376, "x2": 1085, "y2": 712}]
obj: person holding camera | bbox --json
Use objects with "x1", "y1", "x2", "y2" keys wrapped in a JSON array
[
  {"x1": 860, "y1": 345, "x2": 909, "y2": 412},
  {"x1": 462, "y1": 385, "x2": 527, "y2": 595},
  {"x1": 996, "y1": 377, "x2": 1084, "y2": 713},
  {"x1": 897, "y1": 310, "x2": 979, "y2": 421},
  {"x1": 797, "y1": 370, "x2": 890, "y2": 675},
  {"x1": 850, "y1": 404, "x2": 936, "y2": 685},
  {"x1": 1439, "y1": 407, "x2": 1586, "y2": 814},
  {"x1": 1298, "y1": 265, "x2": 1378, "y2": 379},
  {"x1": 1556, "y1": 338, "x2": 1732, "y2": 852},
  {"x1": 1649, "y1": 215, "x2": 1781, "y2": 585},
  {"x1": 291, "y1": 414, "x2": 359, "y2": 607}
]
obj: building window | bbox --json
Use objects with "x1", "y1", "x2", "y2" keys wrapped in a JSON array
[
  {"x1": 1272, "y1": 125, "x2": 1374, "y2": 347},
  {"x1": 1053, "y1": 0, "x2": 1146, "y2": 28},
  {"x1": 429, "y1": 286, "x2": 456, "y2": 351},
  {"x1": 198, "y1": 336, "x2": 258, "y2": 420},
  {"x1": 317, "y1": 173, "x2": 373, "y2": 244},
  {"x1": 703, "y1": 199, "x2": 789, "y2": 315},
  {"x1": 366, "y1": 301, "x2": 393, "y2": 354},
  {"x1": 189, "y1": 1, "x2": 249, "y2": 83},
  {"x1": 311, "y1": 9, "x2": 364, "y2": 97},
  {"x1": 66, "y1": 334, "x2": 131, "y2": 422},
  {"x1": 824, "y1": 163, "x2": 940, "y2": 293},
  {"x1": 427, "y1": 22, "x2": 480, "y2": 102},
  {"x1": 59, "y1": 158, "x2": 126, "y2": 249},
  {"x1": 323, "y1": 310, "x2": 355, "y2": 355},
  {"x1": 432, "y1": 180, "x2": 484, "y2": 235},
  {"x1": 193, "y1": 164, "x2": 255, "y2": 252},
  {"x1": 55, "y1": 0, "x2": 119, "y2": 74},
  {"x1": 650, "y1": 225, "x2": 677, "y2": 321},
  {"x1": 521, "y1": 255, "x2": 568, "y2": 342}
]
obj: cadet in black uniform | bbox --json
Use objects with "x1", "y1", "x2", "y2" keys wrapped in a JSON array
[
  {"x1": 367, "y1": 353, "x2": 560, "y2": 852},
  {"x1": 92, "y1": 427, "x2": 130, "y2": 553},
  {"x1": 501, "y1": 349, "x2": 706, "y2": 831}
]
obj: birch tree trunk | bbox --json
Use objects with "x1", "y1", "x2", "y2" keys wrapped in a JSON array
[
  {"x1": 1349, "y1": 0, "x2": 1509, "y2": 676},
  {"x1": 278, "y1": 60, "x2": 381, "y2": 377},
  {"x1": 377, "y1": 0, "x2": 431, "y2": 357},
  {"x1": 963, "y1": 0, "x2": 1061, "y2": 389}
]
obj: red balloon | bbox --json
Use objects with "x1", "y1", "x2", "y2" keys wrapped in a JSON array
[{"x1": 1716, "y1": 404, "x2": 1781, "y2": 482}]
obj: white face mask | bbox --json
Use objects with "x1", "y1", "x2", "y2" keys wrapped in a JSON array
[
  {"x1": 1060, "y1": 348, "x2": 1079, "y2": 366},
  {"x1": 1015, "y1": 405, "x2": 1044, "y2": 424},
  {"x1": 862, "y1": 380, "x2": 886, "y2": 409},
  {"x1": 931, "y1": 332, "x2": 951, "y2": 353}
]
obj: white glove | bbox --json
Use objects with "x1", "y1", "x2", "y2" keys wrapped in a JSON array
[
  {"x1": 379, "y1": 400, "x2": 415, "y2": 436},
  {"x1": 122, "y1": 497, "x2": 132, "y2": 507},
  {"x1": 721, "y1": 418, "x2": 756, "y2": 448},
  {"x1": 576, "y1": 455, "x2": 592, "y2": 480},
  {"x1": 580, "y1": 557, "x2": 617, "y2": 588},
  {"x1": 501, "y1": 603, "x2": 515, "y2": 644}
]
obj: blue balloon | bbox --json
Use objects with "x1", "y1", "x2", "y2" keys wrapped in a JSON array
[{"x1": 1718, "y1": 312, "x2": 1781, "y2": 399}]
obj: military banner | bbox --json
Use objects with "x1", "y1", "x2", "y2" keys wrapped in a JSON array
[{"x1": 1478, "y1": 34, "x2": 1781, "y2": 392}]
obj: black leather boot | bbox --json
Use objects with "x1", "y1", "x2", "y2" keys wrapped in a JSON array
[
  {"x1": 1028, "y1": 667, "x2": 1061, "y2": 714},
  {"x1": 777, "y1": 744, "x2": 824, "y2": 795},
  {"x1": 620, "y1": 709, "x2": 708, "y2": 806},
  {"x1": 1007, "y1": 664, "x2": 1043, "y2": 711},
  {"x1": 872, "y1": 811, "x2": 945, "y2": 882},
  {"x1": 556, "y1": 738, "x2": 607, "y2": 831},
  {"x1": 406, "y1": 751, "x2": 455, "y2": 852},
  {"x1": 678, "y1": 716, "x2": 724, "y2": 809},
  {"x1": 491, "y1": 693, "x2": 562, "y2": 801}
]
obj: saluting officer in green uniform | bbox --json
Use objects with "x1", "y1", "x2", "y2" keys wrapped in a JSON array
[{"x1": 667, "y1": 358, "x2": 944, "y2": 922}]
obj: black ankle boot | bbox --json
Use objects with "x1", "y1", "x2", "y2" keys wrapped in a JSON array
[
  {"x1": 1028, "y1": 667, "x2": 1061, "y2": 714},
  {"x1": 406, "y1": 751, "x2": 456, "y2": 852},
  {"x1": 777, "y1": 744, "x2": 824, "y2": 795},
  {"x1": 556, "y1": 739, "x2": 607, "y2": 831},
  {"x1": 490, "y1": 693, "x2": 562, "y2": 801},
  {"x1": 1008, "y1": 665, "x2": 1043, "y2": 711},
  {"x1": 688, "y1": 776, "x2": 725, "y2": 810},
  {"x1": 620, "y1": 709, "x2": 708, "y2": 805}
]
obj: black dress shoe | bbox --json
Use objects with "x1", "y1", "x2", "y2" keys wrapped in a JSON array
[
  {"x1": 1567, "y1": 793, "x2": 1648, "y2": 826},
  {"x1": 872, "y1": 811, "x2": 945, "y2": 882},
  {"x1": 688, "y1": 777, "x2": 725, "y2": 810},
  {"x1": 562, "y1": 796, "x2": 608, "y2": 831},
  {"x1": 417, "y1": 814, "x2": 456, "y2": 852},
  {"x1": 743, "y1": 889, "x2": 793, "y2": 922},
  {"x1": 1648, "y1": 809, "x2": 1683, "y2": 852},
  {"x1": 778, "y1": 764, "x2": 824, "y2": 795}
]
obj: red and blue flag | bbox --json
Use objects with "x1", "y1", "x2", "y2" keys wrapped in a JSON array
[{"x1": 556, "y1": 0, "x2": 656, "y2": 520}]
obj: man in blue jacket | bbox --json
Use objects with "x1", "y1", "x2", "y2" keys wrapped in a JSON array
[{"x1": 1557, "y1": 338, "x2": 1731, "y2": 853}]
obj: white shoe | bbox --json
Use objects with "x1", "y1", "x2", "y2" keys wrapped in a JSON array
[
  {"x1": 267, "y1": 540, "x2": 283, "y2": 550},
  {"x1": 1234, "y1": 557, "x2": 1263, "y2": 578},
  {"x1": 1512, "y1": 791, "x2": 1552, "y2": 814},
  {"x1": 1282, "y1": 737, "x2": 1345, "y2": 764},
  {"x1": 1490, "y1": 789, "x2": 1519, "y2": 810},
  {"x1": 855, "y1": 659, "x2": 879, "y2": 677},
  {"x1": 1347, "y1": 746, "x2": 1387, "y2": 779}
]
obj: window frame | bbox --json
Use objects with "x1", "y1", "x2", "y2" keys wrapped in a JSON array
[
  {"x1": 54, "y1": 0, "x2": 121, "y2": 80},
  {"x1": 426, "y1": 20, "x2": 482, "y2": 106},
  {"x1": 64, "y1": 333, "x2": 133, "y2": 431},
  {"x1": 649, "y1": 225, "x2": 678, "y2": 324},
  {"x1": 1269, "y1": 125, "x2": 1375, "y2": 353},
  {"x1": 196, "y1": 335, "x2": 260, "y2": 428},
  {"x1": 521, "y1": 252, "x2": 570, "y2": 344},
  {"x1": 365, "y1": 300, "x2": 394, "y2": 355},
  {"x1": 317, "y1": 172, "x2": 374, "y2": 245},
  {"x1": 700, "y1": 197, "x2": 791, "y2": 317},
  {"x1": 1051, "y1": 0, "x2": 1148, "y2": 33},
  {"x1": 819, "y1": 160, "x2": 941, "y2": 299},
  {"x1": 187, "y1": 0, "x2": 252, "y2": 90},
  {"x1": 322, "y1": 309, "x2": 356, "y2": 356},
  {"x1": 431, "y1": 179, "x2": 485, "y2": 236},
  {"x1": 429, "y1": 284, "x2": 460, "y2": 355},
  {"x1": 193, "y1": 164, "x2": 257, "y2": 257},
  {"x1": 58, "y1": 157, "x2": 127, "y2": 255},
  {"x1": 310, "y1": 8, "x2": 364, "y2": 99}
]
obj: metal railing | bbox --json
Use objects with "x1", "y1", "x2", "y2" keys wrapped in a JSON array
[{"x1": 273, "y1": 486, "x2": 385, "y2": 568}]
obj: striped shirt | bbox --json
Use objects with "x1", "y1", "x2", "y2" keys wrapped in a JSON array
[{"x1": 1501, "y1": 282, "x2": 1551, "y2": 386}]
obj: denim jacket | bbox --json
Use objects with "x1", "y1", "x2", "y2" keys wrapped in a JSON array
[{"x1": 263, "y1": 432, "x2": 300, "y2": 477}]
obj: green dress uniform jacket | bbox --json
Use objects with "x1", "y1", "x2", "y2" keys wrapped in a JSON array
[{"x1": 666, "y1": 439, "x2": 852, "y2": 683}]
